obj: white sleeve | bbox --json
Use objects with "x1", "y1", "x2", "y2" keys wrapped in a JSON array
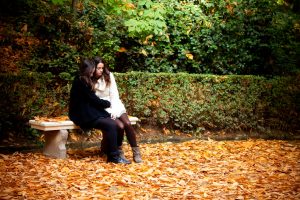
[{"x1": 109, "y1": 73, "x2": 120, "y2": 105}]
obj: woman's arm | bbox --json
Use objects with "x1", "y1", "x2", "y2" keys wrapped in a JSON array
[{"x1": 109, "y1": 73, "x2": 120, "y2": 104}]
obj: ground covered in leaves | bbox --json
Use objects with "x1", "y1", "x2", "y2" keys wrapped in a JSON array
[{"x1": 0, "y1": 139, "x2": 299, "y2": 199}]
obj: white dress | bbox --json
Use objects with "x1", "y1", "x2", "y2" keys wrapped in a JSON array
[{"x1": 95, "y1": 73, "x2": 126, "y2": 118}]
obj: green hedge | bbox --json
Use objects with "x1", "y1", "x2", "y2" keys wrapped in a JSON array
[
  {"x1": 0, "y1": 72, "x2": 70, "y2": 136},
  {"x1": 117, "y1": 72, "x2": 300, "y2": 133},
  {"x1": 0, "y1": 72, "x2": 299, "y2": 137}
]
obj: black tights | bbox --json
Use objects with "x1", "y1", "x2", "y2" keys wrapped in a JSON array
[
  {"x1": 101, "y1": 113, "x2": 138, "y2": 153},
  {"x1": 115, "y1": 113, "x2": 138, "y2": 147}
]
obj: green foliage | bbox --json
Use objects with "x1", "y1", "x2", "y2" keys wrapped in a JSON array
[
  {"x1": 111, "y1": 0, "x2": 299, "y2": 75},
  {"x1": 1, "y1": 72, "x2": 299, "y2": 138},
  {"x1": 0, "y1": 72, "x2": 70, "y2": 137},
  {"x1": 79, "y1": 1, "x2": 123, "y2": 68},
  {"x1": 116, "y1": 72, "x2": 300, "y2": 133},
  {"x1": 51, "y1": 0, "x2": 67, "y2": 4},
  {"x1": 5, "y1": 0, "x2": 298, "y2": 76},
  {"x1": 17, "y1": 0, "x2": 125, "y2": 76},
  {"x1": 123, "y1": 1, "x2": 167, "y2": 38}
]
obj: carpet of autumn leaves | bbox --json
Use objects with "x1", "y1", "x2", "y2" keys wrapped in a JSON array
[{"x1": 0, "y1": 139, "x2": 299, "y2": 200}]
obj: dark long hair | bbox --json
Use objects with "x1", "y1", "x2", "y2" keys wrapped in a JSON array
[
  {"x1": 94, "y1": 56, "x2": 111, "y2": 85},
  {"x1": 79, "y1": 58, "x2": 96, "y2": 91}
]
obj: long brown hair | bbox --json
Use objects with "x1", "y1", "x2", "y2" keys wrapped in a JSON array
[
  {"x1": 94, "y1": 56, "x2": 111, "y2": 85},
  {"x1": 79, "y1": 58, "x2": 96, "y2": 91}
]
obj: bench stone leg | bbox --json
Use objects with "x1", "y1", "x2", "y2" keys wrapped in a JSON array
[{"x1": 43, "y1": 130, "x2": 68, "y2": 159}]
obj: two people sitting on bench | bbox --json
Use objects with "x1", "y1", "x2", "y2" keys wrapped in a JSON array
[
  {"x1": 93, "y1": 56, "x2": 142, "y2": 163},
  {"x1": 68, "y1": 58, "x2": 142, "y2": 164}
]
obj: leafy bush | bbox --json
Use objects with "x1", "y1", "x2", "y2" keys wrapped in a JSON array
[
  {"x1": 115, "y1": 0, "x2": 299, "y2": 75},
  {"x1": 116, "y1": 72, "x2": 300, "y2": 133},
  {"x1": 0, "y1": 72, "x2": 69, "y2": 137},
  {"x1": 3, "y1": 0, "x2": 298, "y2": 76},
  {"x1": 1, "y1": 72, "x2": 299, "y2": 138}
]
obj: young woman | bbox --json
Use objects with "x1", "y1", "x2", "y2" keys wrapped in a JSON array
[
  {"x1": 68, "y1": 58, "x2": 130, "y2": 164},
  {"x1": 93, "y1": 56, "x2": 143, "y2": 163}
]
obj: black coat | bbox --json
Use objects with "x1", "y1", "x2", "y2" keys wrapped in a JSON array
[{"x1": 68, "y1": 76, "x2": 111, "y2": 128}]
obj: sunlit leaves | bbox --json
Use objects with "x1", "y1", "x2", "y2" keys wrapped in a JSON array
[
  {"x1": 0, "y1": 140, "x2": 299, "y2": 199},
  {"x1": 123, "y1": 1, "x2": 167, "y2": 38},
  {"x1": 186, "y1": 53, "x2": 194, "y2": 60},
  {"x1": 51, "y1": 0, "x2": 67, "y2": 5}
]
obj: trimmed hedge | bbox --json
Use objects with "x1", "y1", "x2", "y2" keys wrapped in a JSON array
[
  {"x1": 117, "y1": 72, "x2": 300, "y2": 133},
  {"x1": 0, "y1": 72, "x2": 70, "y2": 136},
  {"x1": 0, "y1": 72, "x2": 299, "y2": 137}
]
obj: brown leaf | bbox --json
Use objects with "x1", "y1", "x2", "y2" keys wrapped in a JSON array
[{"x1": 0, "y1": 140, "x2": 299, "y2": 199}]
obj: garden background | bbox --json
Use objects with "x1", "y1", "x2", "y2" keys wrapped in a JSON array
[
  {"x1": 0, "y1": 0, "x2": 299, "y2": 145},
  {"x1": 0, "y1": 0, "x2": 300, "y2": 199}
]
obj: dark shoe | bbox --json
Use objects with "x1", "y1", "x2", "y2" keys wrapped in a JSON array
[
  {"x1": 107, "y1": 156, "x2": 131, "y2": 164},
  {"x1": 118, "y1": 147, "x2": 127, "y2": 160}
]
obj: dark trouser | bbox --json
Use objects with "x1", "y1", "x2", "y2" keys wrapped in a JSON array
[
  {"x1": 91, "y1": 117, "x2": 119, "y2": 154},
  {"x1": 101, "y1": 113, "x2": 138, "y2": 153}
]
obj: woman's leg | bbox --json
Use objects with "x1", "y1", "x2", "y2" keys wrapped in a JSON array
[
  {"x1": 119, "y1": 113, "x2": 142, "y2": 163},
  {"x1": 113, "y1": 118, "x2": 128, "y2": 160},
  {"x1": 92, "y1": 117, "x2": 130, "y2": 164},
  {"x1": 100, "y1": 119, "x2": 124, "y2": 155},
  {"x1": 119, "y1": 113, "x2": 138, "y2": 147},
  {"x1": 114, "y1": 119, "x2": 125, "y2": 147},
  {"x1": 92, "y1": 117, "x2": 118, "y2": 153},
  {"x1": 100, "y1": 132, "x2": 108, "y2": 156}
]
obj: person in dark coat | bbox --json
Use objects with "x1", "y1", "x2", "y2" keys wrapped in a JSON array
[{"x1": 68, "y1": 58, "x2": 130, "y2": 164}]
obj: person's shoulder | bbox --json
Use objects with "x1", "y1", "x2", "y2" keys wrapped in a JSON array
[
  {"x1": 109, "y1": 72, "x2": 115, "y2": 78},
  {"x1": 72, "y1": 75, "x2": 80, "y2": 83},
  {"x1": 73, "y1": 76, "x2": 86, "y2": 86}
]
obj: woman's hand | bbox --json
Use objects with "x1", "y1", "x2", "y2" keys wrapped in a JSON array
[{"x1": 111, "y1": 113, "x2": 117, "y2": 120}]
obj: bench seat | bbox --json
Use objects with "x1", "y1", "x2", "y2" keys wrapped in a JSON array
[
  {"x1": 29, "y1": 116, "x2": 139, "y2": 131},
  {"x1": 29, "y1": 116, "x2": 139, "y2": 159}
]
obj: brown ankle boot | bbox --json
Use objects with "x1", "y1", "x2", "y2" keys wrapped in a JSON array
[{"x1": 132, "y1": 147, "x2": 143, "y2": 163}]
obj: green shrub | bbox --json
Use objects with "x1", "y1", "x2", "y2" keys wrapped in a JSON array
[
  {"x1": 113, "y1": 0, "x2": 300, "y2": 75},
  {"x1": 0, "y1": 72, "x2": 69, "y2": 137},
  {"x1": 6, "y1": 0, "x2": 298, "y2": 77},
  {"x1": 117, "y1": 72, "x2": 300, "y2": 133},
  {"x1": 1, "y1": 72, "x2": 299, "y2": 138}
]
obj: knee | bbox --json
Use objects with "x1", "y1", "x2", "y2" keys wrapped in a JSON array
[
  {"x1": 123, "y1": 120, "x2": 131, "y2": 128},
  {"x1": 115, "y1": 119, "x2": 125, "y2": 130},
  {"x1": 117, "y1": 122, "x2": 125, "y2": 130},
  {"x1": 105, "y1": 120, "x2": 118, "y2": 132}
]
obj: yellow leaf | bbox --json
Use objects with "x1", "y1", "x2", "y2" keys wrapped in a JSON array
[
  {"x1": 140, "y1": 49, "x2": 148, "y2": 56},
  {"x1": 186, "y1": 53, "x2": 193, "y2": 60},
  {"x1": 118, "y1": 47, "x2": 127, "y2": 52},
  {"x1": 186, "y1": 28, "x2": 191, "y2": 35},
  {"x1": 21, "y1": 24, "x2": 27, "y2": 32},
  {"x1": 163, "y1": 127, "x2": 170, "y2": 135},
  {"x1": 125, "y1": 3, "x2": 135, "y2": 9},
  {"x1": 143, "y1": 34, "x2": 153, "y2": 45}
]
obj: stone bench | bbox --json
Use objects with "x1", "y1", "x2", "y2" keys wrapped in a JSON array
[{"x1": 29, "y1": 116, "x2": 140, "y2": 159}]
